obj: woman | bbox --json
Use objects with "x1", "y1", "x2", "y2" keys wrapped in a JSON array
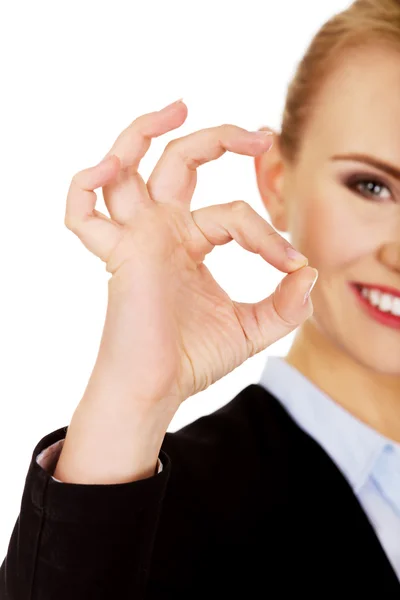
[{"x1": 1, "y1": 0, "x2": 400, "y2": 596}]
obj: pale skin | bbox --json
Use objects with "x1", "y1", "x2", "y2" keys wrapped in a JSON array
[
  {"x1": 255, "y1": 45, "x2": 400, "y2": 442},
  {"x1": 54, "y1": 101, "x2": 319, "y2": 484}
]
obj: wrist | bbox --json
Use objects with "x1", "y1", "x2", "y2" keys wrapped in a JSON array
[
  {"x1": 82, "y1": 362, "x2": 179, "y2": 428},
  {"x1": 54, "y1": 397, "x2": 168, "y2": 484}
]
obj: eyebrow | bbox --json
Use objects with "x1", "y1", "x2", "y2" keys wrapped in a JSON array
[{"x1": 331, "y1": 153, "x2": 400, "y2": 182}]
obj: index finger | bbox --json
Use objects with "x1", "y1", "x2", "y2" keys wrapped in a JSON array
[{"x1": 147, "y1": 124, "x2": 274, "y2": 206}]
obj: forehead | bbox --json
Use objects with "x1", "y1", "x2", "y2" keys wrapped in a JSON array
[{"x1": 301, "y1": 45, "x2": 400, "y2": 160}]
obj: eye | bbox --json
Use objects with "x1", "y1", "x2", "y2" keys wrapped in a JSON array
[{"x1": 346, "y1": 175, "x2": 392, "y2": 202}]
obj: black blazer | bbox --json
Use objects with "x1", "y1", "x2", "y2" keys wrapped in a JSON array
[{"x1": 1, "y1": 384, "x2": 399, "y2": 598}]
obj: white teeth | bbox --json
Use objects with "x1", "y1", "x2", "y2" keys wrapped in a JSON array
[
  {"x1": 393, "y1": 298, "x2": 400, "y2": 317},
  {"x1": 369, "y1": 289, "x2": 381, "y2": 307},
  {"x1": 360, "y1": 286, "x2": 400, "y2": 317},
  {"x1": 379, "y1": 294, "x2": 393, "y2": 312}
]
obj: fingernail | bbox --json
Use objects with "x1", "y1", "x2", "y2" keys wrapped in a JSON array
[
  {"x1": 286, "y1": 247, "x2": 308, "y2": 265},
  {"x1": 162, "y1": 98, "x2": 184, "y2": 111},
  {"x1": 303, "y1": 268, "x2": 319, "y2": 305},
  {"x1": 252, "y1": 130, "x2": 274, "y2": 139},
  {"x1": 252, "y1": 131, "x2": 274, "y2": 153}
]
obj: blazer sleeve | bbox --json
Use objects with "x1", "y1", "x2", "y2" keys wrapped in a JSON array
[
  {"x1": 0, "y1": 425, "x2": 172, "y2": 599},
  {"x1": 0, "y1": 386, "x2": 259, "y2": 599},
  {"x1": 35, "y1": 438, "x2": 163, "y2": 482}
]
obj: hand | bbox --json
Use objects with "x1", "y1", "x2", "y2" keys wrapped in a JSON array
[{"x1": 64, "y1": 100, "x2": 318, "y2": 414}]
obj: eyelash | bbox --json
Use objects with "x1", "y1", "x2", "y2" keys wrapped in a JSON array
[{"x1": 346, "y1": 175, "x2": 393, "y2": 202}]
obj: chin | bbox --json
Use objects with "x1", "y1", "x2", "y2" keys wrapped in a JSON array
[
  {"x1": 361, "y1": 351, "x2": 400, "y2": 376},
  {"x1": 344, "y1": 338, "x2": 400, "y2": 377}
]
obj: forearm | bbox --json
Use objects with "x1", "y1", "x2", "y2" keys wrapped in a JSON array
[{"x1": 53, "y1": 371, "x2": 174, "y2": 484}]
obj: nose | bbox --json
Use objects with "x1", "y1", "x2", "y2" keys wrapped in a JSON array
[{"x1": 379, "y1": 243, "x2": 400, "y2": 273}]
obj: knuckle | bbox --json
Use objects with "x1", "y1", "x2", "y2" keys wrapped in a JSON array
[
  {"x1": 164, "y1": 137, "x2": 197, "y2": 168},
  {"x1": 231, "y1": 200, "x2": 250, "y2": 213},
  {"x1": 163, "y1": 138, "x2": 184, "y2": 160},
  {"x1": 70, "y1": 171, "x2": 82, "y2": 188},
  {"x1": 134, "y1": 113, "x2": 146, "y2": 126},
  {"x1": 218, "y1": 123, "x2": 235, "y2": 133},
  {"x1": 165, "y1": 138, "x2": 179, "y2": 151},
  {"x1": 129, "y1": 112, "x2": 147, "y2": 130},
  {"x1": 64, "y1": 215, "x2": 78, "y2": 232},
  {"x1": 217, "y1": 124, "x2": 245, "y2": 141}
]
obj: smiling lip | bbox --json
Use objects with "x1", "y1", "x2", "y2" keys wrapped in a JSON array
[
  {"x1": 351, "y1": 282, "x2": 400, "y2": 299},
  {"x1": 349, "y1": 282, "x2": 400, "y2": 330}
]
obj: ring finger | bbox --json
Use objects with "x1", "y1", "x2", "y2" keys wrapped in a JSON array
[{"x1": 102, "y1": 99, "x2": 188, "y2": 223}]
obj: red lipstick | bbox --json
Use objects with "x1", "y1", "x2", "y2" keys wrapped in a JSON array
[
  {"x1": 349, "y1": 282, "x2": 400, "y2": 330},
  {"x1": 351, "y1": 282, "x2": 400, "y2": 299}
]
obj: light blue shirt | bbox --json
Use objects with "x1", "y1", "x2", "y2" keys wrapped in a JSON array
[{"x1": 259, "y1": 355, "x2": 400, "y2": 581}]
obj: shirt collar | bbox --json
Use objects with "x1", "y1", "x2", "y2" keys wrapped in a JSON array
[{"x1": 258, "y1": 355, "x2": 397, "y2": 494}]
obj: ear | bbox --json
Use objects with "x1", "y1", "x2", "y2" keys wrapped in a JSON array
[{"x1": 254, "y1": 128, "x2": 288, "y2": 232}]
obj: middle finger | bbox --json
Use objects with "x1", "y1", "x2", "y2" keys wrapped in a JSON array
[{"x1": 147, "y1": 125, "x2": 273, "y2": 207}]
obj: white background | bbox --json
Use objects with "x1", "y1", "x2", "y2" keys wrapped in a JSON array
[{"x1": 0, "y1": 0, "x2": 351, "y2": 557}]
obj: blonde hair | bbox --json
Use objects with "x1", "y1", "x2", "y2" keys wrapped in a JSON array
[{"x1": 279, "y1": 0, "x2": 400, "y2": 163}]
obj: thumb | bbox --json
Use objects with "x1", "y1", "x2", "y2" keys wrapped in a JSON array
[{"x1": 233, "y1": 266, "x2": 318, "y2": 356}]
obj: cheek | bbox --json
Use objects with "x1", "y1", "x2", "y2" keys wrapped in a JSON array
[{"x1": 289, "y1": 193, "x2": 365, "y2": 271}]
